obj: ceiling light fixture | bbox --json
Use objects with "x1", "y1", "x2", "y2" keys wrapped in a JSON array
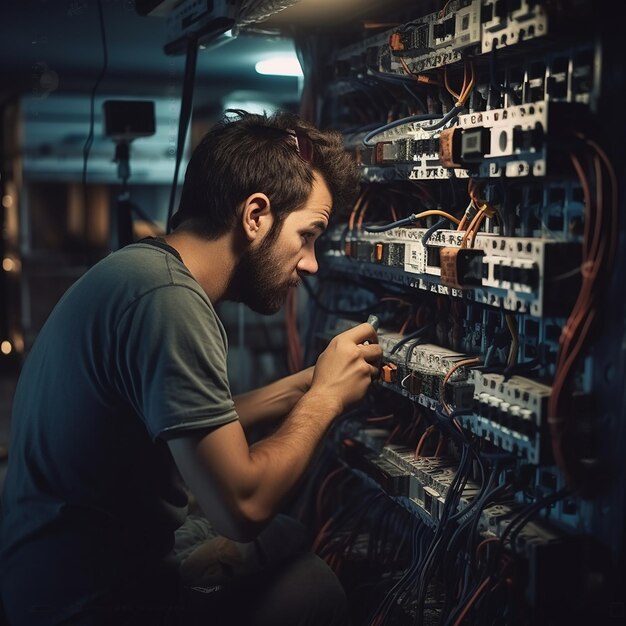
[
  {"x1": 255, "y1": 55, "x2": 303, "y2": 77},
  {"x1": 198, "y1": 29, "x2": 234, "y2": 50}
]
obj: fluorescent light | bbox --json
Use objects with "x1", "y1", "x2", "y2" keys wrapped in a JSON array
[{"x1": 255, "y1": 55, "x2": 303, "y2": 77}]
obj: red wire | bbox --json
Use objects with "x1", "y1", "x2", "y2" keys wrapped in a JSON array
[{"x1": 315, "y1": 466, "x2": 347, "y2": 528}]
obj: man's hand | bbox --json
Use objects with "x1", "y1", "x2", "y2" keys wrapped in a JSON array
[
  {"x1": 169, "y1": 322, "x2": 382, "y2": 541},
  {"x1": 310, "y1": 322, "x2": 382, "y2": 414}
]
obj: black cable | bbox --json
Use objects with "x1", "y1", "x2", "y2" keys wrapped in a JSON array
[
  {"x1": 390, "y1": 325, "x2": 432, "y2": 356},
  {"x1": 403, "y1": 336, "x2": 423, "y2": 373},
  {"x1": 489, "y1": 46, "x2": 519, "y2": 107},
  {"x1": 366, "y1": 67, "x2": 431, "y2": 87},
  {"x1": 502, "y1": 356, "x2": 541, "y2": 381},
  {"x1": 440, "y1": 486, "x2": 504, "y2": 626},
  {"x1": 82, "y1": 0, "x2": 107, "y2": 212},
  {"x1": 377, "y1": 423, "x2": 475, "y2": 626},
  {"x1": 435, "y1": 449, "x2": 482, "y2": 620},
  {"x1": 328, "y1": 492, "x2": 390, "y2": 569},
  {"x1": 453, "y1": 485, "x2": 570, "y2": 622},
  {"x1": 368, "y1": 521, "x2": 430, "y2": 625},
  {"x1": 166, "y1": 34, "x2": 199, "y2": 233},
  {"x1": 442, "y1": 487, "x2": 569, "y2": 626},
  {"x1": 300, "y1": 277, "x2": 376, "y2": 315},
  {"x1": 439, "y1": 505, "x2": 486, "y2": 622},
  {"x1": 412, "y1": 445, "x2": 477, "y2": 623},
  {"x1": 502, "y1": 486, "x2": 569, "y2": 552},
  {"x1": 438, "y1": 462, "x2": 508, "y2": 626},
  {"x1": 431, "y1": 406, "x2": 473, "y2": 449},
  {"x1": 447, "y1": 170, "x2": 459, "y2": 211},
  {"x1": 316, "y1": 488, "x2": 386, "y2": 560},
  {"x1": 461, "y1": 469, "x2": 506, "y2": 568}
]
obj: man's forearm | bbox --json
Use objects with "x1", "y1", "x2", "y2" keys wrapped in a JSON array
[
  {"x1": 175, "y1": 387, "x2": 342, "y2": 542},
  {"x1": 173, "y1": 323, "x2": 381, "y2": 541},
  {"x1": 243, "y1": 389, "x2": 342, "y2": 519},
  {"x1": 233, "y1": 366, "x2": 314, "y2": 430}
]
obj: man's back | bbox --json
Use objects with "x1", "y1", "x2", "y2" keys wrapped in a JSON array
[{"x1": 0, "y1": 241, "x2": 237, "y2": 625}]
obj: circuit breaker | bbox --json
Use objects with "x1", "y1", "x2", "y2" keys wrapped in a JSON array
[{"x1": 287, "y1": 1, "x2": 626, "y2": 624}]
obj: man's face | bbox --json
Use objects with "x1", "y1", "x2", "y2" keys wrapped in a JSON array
[{"x1": 232, "y1": 172, "x2": 332, "y2": 314}]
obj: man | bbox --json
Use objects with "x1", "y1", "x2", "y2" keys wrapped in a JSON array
[{"x1": 0, "y1": 110, "x2": 382, "y2": 625}]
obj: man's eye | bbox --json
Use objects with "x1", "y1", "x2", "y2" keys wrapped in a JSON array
[{"x1": 301, "y1": 232, "x2": 315, "y2": 243}]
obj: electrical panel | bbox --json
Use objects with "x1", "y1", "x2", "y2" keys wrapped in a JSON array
[{"x1": 289, "y1": 1, "x2": 625, "y2": 624}]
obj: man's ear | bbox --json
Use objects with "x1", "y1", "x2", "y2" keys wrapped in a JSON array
[{"x1": 241, "y1": 192, "x2": 272, "y2": 242}]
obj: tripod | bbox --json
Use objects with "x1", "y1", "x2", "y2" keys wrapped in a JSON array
[
  {"x1": 103, "y1": 99, "x2": 157, "y2": 249},
  {"x1": 111, "y1": 140, "x2": 134, "y2": 250}
]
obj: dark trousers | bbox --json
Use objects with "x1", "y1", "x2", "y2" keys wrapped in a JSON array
[
  {"x1": 66, "y1": 552, "x2": 348, "y2": 626},
  {"x1": 68, "y1": 515, "x2": 350, "y2": 626},
  {"x1": 180, "y1": 551, "x2": 350, "y2": 626}
]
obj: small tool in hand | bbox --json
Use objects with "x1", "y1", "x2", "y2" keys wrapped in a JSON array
[{"x1": 363, "y1": 314, "x2": 379, "y2": 345}]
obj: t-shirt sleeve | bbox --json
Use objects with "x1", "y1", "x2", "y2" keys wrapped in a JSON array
[{"x1": 114, "y1": 284, "x2": 238, "y2": 440}]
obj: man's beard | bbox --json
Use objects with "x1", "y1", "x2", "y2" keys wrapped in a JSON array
[{"x1": 229, "y1": 229, "x2": 299, "y2": 315}]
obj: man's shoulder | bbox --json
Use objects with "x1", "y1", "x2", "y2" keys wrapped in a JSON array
[
  {"x1": 96, "y1": 243, "x2": 191, "y2": 286},
  {"x1": 67, "y1": 243, "x2": 207, "y2": 317}
]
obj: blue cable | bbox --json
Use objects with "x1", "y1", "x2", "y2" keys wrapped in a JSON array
[
  {"x1": 362, "y1": 113, "x2": 443, "y2": 147},
  {"x1": 363, "y1": 215, "x2": 417, "y2": 232},
  {"x1": 422, "y1": 105, "x2": 463, "y2": 131},
  {"x1": 365, "y1": 214, "x2": 458, "y2": 234},
  {"x1": 421, "y1": 217, "x2": 449, "y2": 244}
]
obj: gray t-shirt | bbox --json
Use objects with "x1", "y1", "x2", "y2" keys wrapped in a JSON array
[{"x1": 0, "y1": 240, "x2": 238, "y2": 624}]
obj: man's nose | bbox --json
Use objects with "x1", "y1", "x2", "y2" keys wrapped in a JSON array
[{"x1": 297, "y1": 248, "x2": 319, "y2": 275}]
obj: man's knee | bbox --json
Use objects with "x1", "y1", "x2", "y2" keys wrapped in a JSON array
[
  {"x1": 249, "y1": 552, "x2": 350, "y2": 626},
  {"x1": 180, "y1": 550, "x2": 351, "y2": 626}
]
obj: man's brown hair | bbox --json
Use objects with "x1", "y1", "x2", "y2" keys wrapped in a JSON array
[{"x1": 170, "y1": 109, "x2": 360, "y2": 237}]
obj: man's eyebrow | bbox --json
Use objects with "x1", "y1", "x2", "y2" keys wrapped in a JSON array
[{"x1": 309, "y1": 220, "x2": 328, "y2": 232}]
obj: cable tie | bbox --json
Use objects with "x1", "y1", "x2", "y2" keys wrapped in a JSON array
[
  {"x1": 559, "y1": 324, "x2": 574, "y2": 342},
  {"x1": 580, "y1": 260, "x2": 595, "y2": 278},
  {"x1": 479, "y1": 203, "x2": 497, "y2": 218}
]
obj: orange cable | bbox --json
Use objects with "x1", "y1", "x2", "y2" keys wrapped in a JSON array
[
  {"x1": 547, "y1": 137, "x2": 616, "y2": 487},
  {"x1": 315, "y1": 466, "x2": 347, "y2": 525},
  {"x1": 441, "y1": 357, "x2": 481, "y2": 414},
  {"x1": 452, "y1": 576, "x2": 493, "y2": 626},
  {"x1": 366, "y1": 413, "x2": 396, "y2": 423},
  {"x1": 414, "y1": 425, "x2": 436, "y2": 458},
  {"x1": 434, "y1": 432, "x2": 446, "y2": 456}
]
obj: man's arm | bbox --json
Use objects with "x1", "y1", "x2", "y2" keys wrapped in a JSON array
[
  {"x1": 168, "y1": 322, "x2": 381, "y2": 542},
  {"x1": 233, "y1": 366, "x2": 314, "y2": 431}
]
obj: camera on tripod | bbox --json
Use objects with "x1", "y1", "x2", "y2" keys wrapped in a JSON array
[{"x1": 103, "y1": 100, "x2": 156, "y2": 248}]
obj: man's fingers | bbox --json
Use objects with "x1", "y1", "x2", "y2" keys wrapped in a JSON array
[
  {"x1": 358, "y1": 343, "x2": 383, "y2": 363},
  {"x1": 368, "y1": 364, "x2": 381, "y2": 380}
]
